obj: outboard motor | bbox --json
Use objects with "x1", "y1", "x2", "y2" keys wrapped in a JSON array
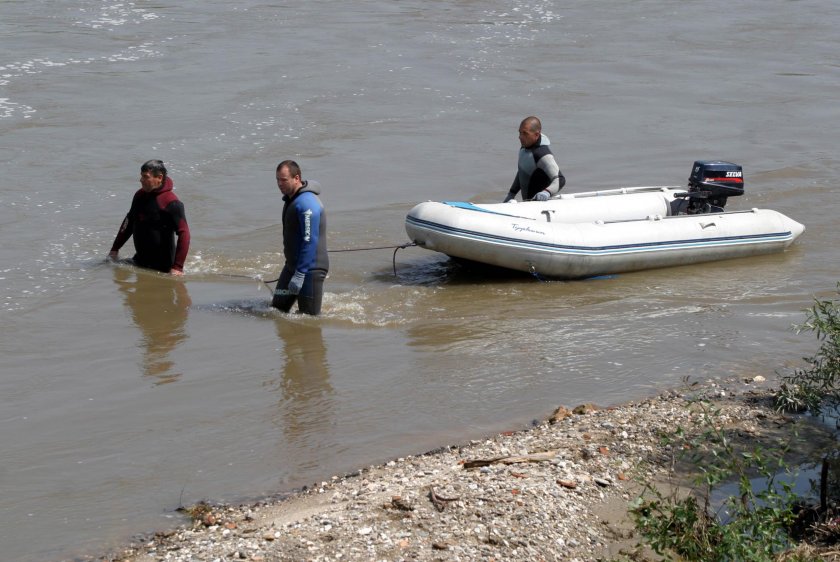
[{"x1": 683, "y1": 160, "x2": 744, "y2": 214}]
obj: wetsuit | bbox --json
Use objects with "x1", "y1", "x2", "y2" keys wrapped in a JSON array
[
  {"x1": 272, "y1": 180, "x2": 329, "y2": 315},
  {"x1": 110, "y1": 177, "x2": 191, "y2": 273},
  {"x1": 504, "y1": 134, "x2": 566, "y2": 202}
]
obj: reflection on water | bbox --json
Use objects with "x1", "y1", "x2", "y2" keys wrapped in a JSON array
[
  {"x1": 113, "y1": 266, "x2": 191, "y2": 384},
  {"x1": 3, "y1": 0, "x2": 839, "y2": 559},
  {"x1": 274, "y1": 320, "x2": 334, "y2": 470}
]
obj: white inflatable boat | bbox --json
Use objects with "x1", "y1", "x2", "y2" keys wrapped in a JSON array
[{"x1": 405, "y1": 161, "x2": 805, "y2": 279}]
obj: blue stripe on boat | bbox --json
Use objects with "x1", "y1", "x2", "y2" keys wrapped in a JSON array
[
  {"x1": 442, "y1": 201, "x2": 533, "y2": 219},
  {"x1": 405, "y1": 215, "x2": 793, "y2": 256}
]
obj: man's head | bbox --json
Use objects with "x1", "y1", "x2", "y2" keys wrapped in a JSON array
[
  {"x1": 139, "y1": 159, "x2": 167, "y2": 192},
  {"x1": 518, "y1": 116, "x2": 542, "y2": 149},
  {"x1": 276, "y1": 160, "x2": 303, "y2": 197}
]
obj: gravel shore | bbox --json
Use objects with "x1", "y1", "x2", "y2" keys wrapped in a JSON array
[{"x1": 101, "y1": 377, "x2": 836, "y2": 562}]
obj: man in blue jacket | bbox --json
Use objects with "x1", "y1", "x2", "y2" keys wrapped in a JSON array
[{"x1": 272, "y1": 160, "x2": 329, "y2": 316}]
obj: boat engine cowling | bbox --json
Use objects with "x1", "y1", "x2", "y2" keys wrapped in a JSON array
[{"x1": 685, "y1": 160, "x2": 744, "y2": 213}]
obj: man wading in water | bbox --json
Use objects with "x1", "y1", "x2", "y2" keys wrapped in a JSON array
[
  {"x1": 109, "y1": 159, "x2": 191, "y2": 275},
  {"x1": 271, "y1": 160, "x2": 329, "y2": 316}
]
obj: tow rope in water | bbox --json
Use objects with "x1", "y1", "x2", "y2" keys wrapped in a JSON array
[{"x1": 259, "y1": 242, "x2": 417, "y2": 286}]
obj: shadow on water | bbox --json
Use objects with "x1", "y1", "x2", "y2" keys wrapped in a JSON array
[
  {"x1": 709, "y1": 408, "x2": 840, "y2": 527},
  {"x1": 193, "y1": 297, "x2": 276, "y2": 318},
  {"x1": 388, "y1": 244, "x2": 803, "y2": 293},
  {"x1": 112, "y1": 265, "x2": 191, "y2": 385},
  {"x1": 270, "y1": 318, "x2": 336, "y2": 473},
  {"x1": 275, "y1": 320, "x2": 333, "y2": 420},
  {"x1": 389, "y1": 253, "x2": 538, "y2": 287}
]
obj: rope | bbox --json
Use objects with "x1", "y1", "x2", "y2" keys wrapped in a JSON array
[
  {"x1": 261, "y1": 242, "x2": 418, "y2": 285},
  {"x1": 392, "y1": 242, "x2": 417, "y2": 276},
  {"x1": 199, "y1": 272, "x2": 274, "y2": 290},
  {"x1": 215, "y1": 273, "x2": 263, "y2": 281},
  {"x1": 328, "y1": 244, "x2": 413, "y2": 253}
]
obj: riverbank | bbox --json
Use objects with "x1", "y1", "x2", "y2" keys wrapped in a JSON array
[{"x1": 100, "y1": 377, "x2": 837, "y2": 562}]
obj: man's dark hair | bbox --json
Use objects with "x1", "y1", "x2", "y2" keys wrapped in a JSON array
[
  {"x1": 276, "y1": 159, "x2": 301, "y2": 178},
  {"x1": 141, "y1": 159, "x2": 167, "y2": 179},
  {"x1": 522, "y1": 116, "x2": 542, "y2": 133}
]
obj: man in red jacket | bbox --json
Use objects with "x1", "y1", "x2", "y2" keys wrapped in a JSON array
[{"x1": 108, "y1": 160, "x2": 191, "y2": 275}]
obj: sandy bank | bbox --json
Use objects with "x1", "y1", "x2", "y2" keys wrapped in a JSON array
[{"x1": 102, "y1": 377, "x2": 836, "y2": 562}]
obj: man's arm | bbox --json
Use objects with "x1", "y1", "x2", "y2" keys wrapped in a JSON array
[
  {"x1": 536, "y1": 153, "x2": 565, "y2": 197},
  {"x1": 294, "y1": 194, "x2": 322, "y2": 274},
  {"x1": 504, "y1": 175, "x2": 521, "y2": 202},
  {"x1": 167, "y1": 200, "x2": 190, "y2": 274},
  {"x1": 109, "y1": 214, "x2": 132, "y2": 259}
]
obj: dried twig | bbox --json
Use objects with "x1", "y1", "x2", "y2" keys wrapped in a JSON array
[
  {"x1": 463, "y1": 450, "x2": 558, "y2": 469},
  {"x1": 428, "y1": 486, "x2": 459, "y2": 512}
]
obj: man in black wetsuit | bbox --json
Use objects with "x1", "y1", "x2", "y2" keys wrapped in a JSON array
[
  {"x1": 109, "y1": 160, "x2": 191, "y2": 275},
  {"x1": 503, "y1": 116, "x2": 566, "y2": 202}
]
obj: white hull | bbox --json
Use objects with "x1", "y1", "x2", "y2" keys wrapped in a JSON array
[{"x1": 405, "y1": 187, "x2": 805, "y2": 279}]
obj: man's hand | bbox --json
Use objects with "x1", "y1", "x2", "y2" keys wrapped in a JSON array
[
  {"x1": 171, "y1": 268, "x2": 184, "y2": 276},
  {"x1": 288, "y1": 270, "x2": 306, "y2": 295},
  {"x1": 108, "y1": 250, "x2": 118, "y2": 261},
  {"x1": 534, "y1": 191, "x2": 550, "y2": 202}
]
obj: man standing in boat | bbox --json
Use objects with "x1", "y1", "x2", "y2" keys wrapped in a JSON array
[
  {"x1": 503, "y1": 116, "x2": 566, "y2": 202},
  {"x1": 108, "y1": 159, "x2": 191, "y2": 275},
  {"x1": 272, "y1": 160, "x2": 329, "y2": 316}
]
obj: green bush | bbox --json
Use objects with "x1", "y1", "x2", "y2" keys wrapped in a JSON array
[
  {"x1": 630, "y1": 283, "x2": 840, "y2": 561},
  {"x1": 776, "y1": 283, "x2": 840, "y2": 415},
  {"x1": 630, "y1": 399, "x2": 800, "y2": 561}
]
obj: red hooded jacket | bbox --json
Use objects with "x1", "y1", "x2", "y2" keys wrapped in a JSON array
[{"x1": 111, "y1": 177, "x2": 190, "y2": 272}]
